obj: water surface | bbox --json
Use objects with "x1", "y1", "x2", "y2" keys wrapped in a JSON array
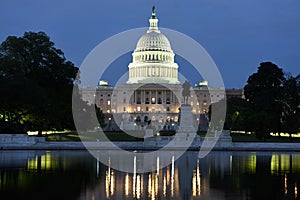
[{"x1": 0, "y1": 150, "x2": 299, "y2": 200}]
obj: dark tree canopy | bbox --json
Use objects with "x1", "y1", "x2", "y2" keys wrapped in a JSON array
[
  {"x1": 0, "y1": 31, "x2": 81, "y2": 135},
  {"x1": 210, "y1": 61, "x2": 300, "y2": 141}
]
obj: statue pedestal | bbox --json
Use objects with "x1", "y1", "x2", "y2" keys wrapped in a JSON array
[
  {"x1": 177, "y1": 105, "x2": 196, "y2": 134},
  {"x1": 175, "y1": 105, "x2": 199, "y2": 144},
  {"x1": 219, "y1": 130, "x2": 232, "y2": 142},
  {"x1": 144, "y1": 128, "x2": 153, "y2": 139}
]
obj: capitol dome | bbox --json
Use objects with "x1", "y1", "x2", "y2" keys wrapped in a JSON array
[
  {"x1": 127, "y1": 6, "x2": 180, "y2": 84},
  {"x1": 135, "y1": 31, "x2": 173, "y2": 53}
]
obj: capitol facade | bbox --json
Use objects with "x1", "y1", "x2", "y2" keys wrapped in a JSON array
[{"x1": 81, "y1": 7, "x2": 243, "y2": 132}]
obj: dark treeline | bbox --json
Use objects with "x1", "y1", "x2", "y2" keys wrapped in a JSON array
[{"x1": 210, "y1": 62, "x2": 300, "y2": 140}]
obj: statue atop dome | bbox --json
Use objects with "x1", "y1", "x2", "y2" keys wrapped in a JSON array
[{"x1": 152, "y1": 6, "x2": 156, "y2": 19}]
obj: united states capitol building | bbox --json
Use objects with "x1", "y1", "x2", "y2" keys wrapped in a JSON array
[{"x1": 81, "y1": 7, "x2": 243, "y2": 132}]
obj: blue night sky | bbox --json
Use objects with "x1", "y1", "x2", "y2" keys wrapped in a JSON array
[{"x1": 1, "y1": 0, "x2": 300, "y2": 88}]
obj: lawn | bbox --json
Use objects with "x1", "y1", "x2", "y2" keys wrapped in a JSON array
[
  {"x1": 45, "y1": 131, "x2": 144, "y2": 142},
  {"x1": 44, "y1": 131, "x2": 300, "y2": 143},
  {"x1": 231, "y1": 133, "x2": 300, "y2": 143}
]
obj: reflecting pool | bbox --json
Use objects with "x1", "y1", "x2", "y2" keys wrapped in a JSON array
[{"x1": 0, "y1": 150, "x2": 300, "y2": 200}]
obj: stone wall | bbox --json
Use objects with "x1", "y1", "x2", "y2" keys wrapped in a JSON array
[{"x1": 0, "y1": 134, "x2": 45, "y2": 145}]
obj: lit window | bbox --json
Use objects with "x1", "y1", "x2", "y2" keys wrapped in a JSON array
[
  {"x1": 203, "y1": 101, "x2": 207, "y2": 106},
  {"x1": 107, "y1": 100, "x2": 111, "y2": 105},
  {"x1": 137, "y1": 106, "x2": 141, "y2": 112},
  {"x1": 151, "y1": 116, "x2": 156, "y2": 121},
  {"x1": 166, "y1": 116, "x2": 170, "y2": 122},
  {"x1": 159, "y1": 117, "x2": 163, "y2": 123},
  {"x1": 151, "y1": 97, "x2": 156, "y2": 104},
  {"x1": 174, "y1": 116, "x2": 178, "y2": 122},
  {"x1": 107, "y1": 109, "x2": 110, "y2": 113}
]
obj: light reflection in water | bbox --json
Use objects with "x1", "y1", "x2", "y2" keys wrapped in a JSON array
[
  {"x1": 125, "y1": 173, "x2": 129, "y2": 196},
  {"x1": 105, "y1": 157, "x2": 115, "y2": 198},
  {"x1": 2, "y1": 151, "x2": 300, "y2": 200},
  {"x1": 295, "y1": 183, "x2": 298, "y2": 198},
  {"x1": 27, "y1": 152, "x2": 58, "y2": 171},
  {"x1": 102, "y1": 154, "x2": 179, "y2": 199},
  {"x1": 192, "y1": 159, "x2": 201, "y2": 197},
  {"x1": 133, "y1": 156, "x2": 136, "y2": 198},
  {"x1": 171, "y1": 155, "x2": 175, "y2": 197},
  {"x1": 100, "y1": 152, "x2": 300, "y2": 199},
  {"x1": 285, "y1": 174, "x2": 288, "y2": 195}
]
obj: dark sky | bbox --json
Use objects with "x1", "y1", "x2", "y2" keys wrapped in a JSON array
[{"x1": 1, "y1": 0, "x2": 300, "y2": 88}]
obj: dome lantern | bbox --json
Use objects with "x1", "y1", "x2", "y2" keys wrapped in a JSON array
[{"x1": 149, "y1": 6, "x2": 159, "y2": 31}]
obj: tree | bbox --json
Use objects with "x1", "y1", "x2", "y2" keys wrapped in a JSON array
[
  {"x1": 208, "y1": 97, "x2": 254, "y2": 133},
  {"x1": 243, "y1": 63, "x2": 300, "y2": 139},
  {"x1": 281, "y1": 74, "x2": 300, "y2": 138},
  {"x1": 244, "y1": 62, "x2": 285, "y2": 139},
  {"x1": 0, "y1": 31, "x2": 80, "y2": 135},
  {"x1": 95, "y1": 105, "x2": 106, "y2": 128}
]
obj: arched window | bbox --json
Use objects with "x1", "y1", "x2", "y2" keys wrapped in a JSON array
[
  {"x1": 158, "y1": 97, "x2": 162, "y2": 104},
  {"x1": 166, "y1": 97, "x2": 170, "y2": 104},
  {"x1": 135, "y1": 116, "x2": 141, "y2": 123},
  {"x1": 145, "y1": 97, "x2": 150, "y2": 104},
  {"x1": 144, "y1": 116, "x2": 148, "y2": 123}
]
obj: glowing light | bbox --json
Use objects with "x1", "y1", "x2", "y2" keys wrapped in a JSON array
[
  {"x1": 151, "y1": 97, "x2": 156, "y2": 103},
  {"x1": 133, "y1": 156, "x2": 136, "y2": 198},
  {"x1": 137, "y1": 175, "x2": 141, "y2": 199},
  {"x1": 163, "y1": 174, "x2": 167, "y2": 197},
  {"x1": 271, "y1": 154, "x2": 290, "y2": 174},
  {"x1": 171, "y1": 155, "x2": 175, "y2": 197},
  {"x1": 245, "y1": 155, "x2": 256, "y2": 174},
  {"x1": 111, "y1": 171, "x2": 115, "y2": 196},
  {"x1": 155, "y1": 172, "x2": 158, "y2": 196},
  {"x1": 105, "y1": 157, "x2": 115, "y2": 198},
  {"x1": 192, "y1": 171, "x2": 197, "y2": 196},
  {"x1": 148, "y1": 174, "x2": 152, "y2": 198},
  {"x1": 192, "y1": 160, "x2": 201, "y2": 197},
  {"x1": 156, "y1": 156, "x2": 160, "y2": 175},
  {"x1": 125, "y1": 174, "x2": 129, "y2": 196},
  {"x1": 27, "y1": 156, "x2": 38, "y2": 170},
  {"x1": 197, "y1": 159, "x2": 201, "y2": 196},
  {"x1": 284, "y1": 174, "x2": 288, "y2": 195}
]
